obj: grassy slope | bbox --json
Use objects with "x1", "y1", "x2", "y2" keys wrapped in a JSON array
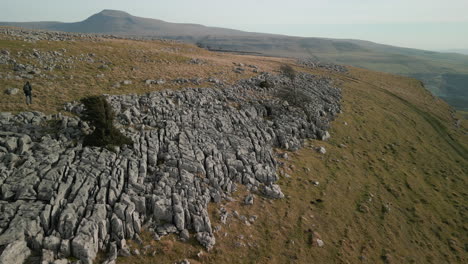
[
  {"x1": 0, "y1": 35, "x2": 285, "y2": 114},
  {"x1": 1, "y1": 33, "x2": 467, "y2": 264},
  {"x1": 116, "y1": 67, "x2": 467, "y2": 264},
  {"x1": 199, "y1": 36, "x2": 468, "y2": 112},
  {"x1": 3, "y1": 16, "x2": 468, "y2": 110}
]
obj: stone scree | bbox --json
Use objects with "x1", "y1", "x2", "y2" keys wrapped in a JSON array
[{"x1": 0, "y1": 73, "x2": 341, "y2": 263}]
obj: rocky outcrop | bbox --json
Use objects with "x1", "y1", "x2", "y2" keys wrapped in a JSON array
[
  {"x1": 0, "y1": 27, "x2": 178, "y2": 43},
  {"x1": 298, "y1": 58, "x2": 348, "y2": 73},
  {"x1": 0, "y1": 73, "x2": 340, "y2": 263}
]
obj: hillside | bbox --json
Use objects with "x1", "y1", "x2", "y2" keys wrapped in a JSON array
[
  {"x1": 441, "y1": 49, "x2": 468, "y2": 55},
  {"x1": 0, "y1": 28, "x2": 467, "y2": 264},
  {"x1": 1, "y1": 10, "x2": 468, "y2": 112},
  {"x1": 0, "y1": 10, "x2": 260, "y2": 37}
]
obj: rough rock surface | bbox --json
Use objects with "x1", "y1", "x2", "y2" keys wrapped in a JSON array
[
  {"x1": 0, "y1": 27, "x2": 178, "y2": 43},
  {"x1": 298, "y1": 58, "x2": 348, "y2": 73},
  {"x1": 5, "y1": 88, "x2": 19, "y2": 95},
  {"x1": 0, "y1": 73, "x2": 340, "y2": 263}
]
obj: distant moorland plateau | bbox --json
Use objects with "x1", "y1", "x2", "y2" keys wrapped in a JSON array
[{"x1": 1, "y1": 9, "x2": 468, "y2": 111}]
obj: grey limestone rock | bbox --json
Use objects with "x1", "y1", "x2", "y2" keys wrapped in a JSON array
[
  {"x1": 101, "y1": 242, "x2": 117, "y2": 264},
  {"x1": 42, "y1": 249, "x2": 55, "y2": 263},
  {"x1": 180, "y1": 229, "x2": 190, "y2": 241},
  {"x1": 0, "y1": 240, "x2": 31, "y2": 264},
  {"x1": 196, "y1": 232, "x2": 216, "y2": 250},
  {"x1": 317, "y1": 146, "x2": 327, "y2": 154},
  {"x1": 3, "y1": 137, "x2": 17, "y2": 152},
  {"x1": 5, "y1": 88, "x2": 19, "y2": 95},
  {"x1": 53, "y1": 259, "x2": 70, "y2": 264},
  {"x1": 43, "y1": 235, "x2": 61, "y2": 253},
  {"x1": 244, "y1": 194, "x2": 254, "y2": 205},
  {"x1": 298, "y1": 58, "x2": 348, "y2": 73},
  {"x1": 71, "y1": 234, "x2": 98, "y2": 264},
  {"x1": 261, "y1": 184, "x2": 285, "y2": 199}
]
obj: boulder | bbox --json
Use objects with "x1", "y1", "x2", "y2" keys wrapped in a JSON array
[
  {"x1": 3, "y1": 137, "x2": 17, "y2": 152},
  {"x1": 0, "y1": 240, "x2": 31, "y2": 264},
  {"x1": 261, "y1": 184, "x2": 285, "y2": 199},
  {"x1": 5, "y1": 88, "x2": 19, "y2": 95},
  {"x1": 41, "y1": 249, "x2": 55, "y2": 263},
  {"x1": 317, "y1": 146, "x2": 326, "y2": 154},
  {"x1": 43, "y1": 235, "x2": 61, "y2": 253},
  {"x1": 244, "y1": 194, "x2": 254, "y2": 205},
  {"x1": 71, "y1": 234, "x2": 98, "y2": 264},
  {"x1": 196, "y1": 232, "x2": 216, "y2": 250}
]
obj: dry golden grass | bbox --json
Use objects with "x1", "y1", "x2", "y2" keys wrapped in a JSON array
[{"x1": 0, "y1": 35, "x2": 287, "y2": 114}]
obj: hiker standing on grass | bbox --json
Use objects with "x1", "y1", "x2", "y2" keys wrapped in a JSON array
[{"x1": 23, "y1": 81, "x2": 32, "y2": 105}]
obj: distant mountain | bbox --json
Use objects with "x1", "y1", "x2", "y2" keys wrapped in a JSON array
[
  {"x1": 1, "y1": 9, "x2": 468, "y2": 111},
  {"x1": 0, "y1": 10, "x2": 264, "y2": 37}
]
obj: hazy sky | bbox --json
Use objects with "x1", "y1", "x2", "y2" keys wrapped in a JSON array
[{"x1": 1, "y1": 0, "x2": 468, "y2": 50}]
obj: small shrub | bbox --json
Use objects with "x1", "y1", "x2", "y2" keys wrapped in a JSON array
[
  {"x1": 277, "y1": 64, "x2": 303, "y2": 106},
  {"x1": 280, "y1": 64, "x2": 296, "y2": 81},
  {"x1": 259, "y1": 80, "x2": 274, "y2": 88},
  {"x1": 276, "y1": 87, "x2": 312, "y2": 107},
  {"x1": 80, "y1": 96, "x2": 133, "y2": 148}
]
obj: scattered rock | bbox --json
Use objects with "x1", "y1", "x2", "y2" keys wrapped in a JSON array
[
  {"x1": 196, "y1": 232, "x2": 216, "y2": 251},
  {"x1": 317, "y1": 146, "x2": 327, "y2": 154},
  {"x1": 207, "y1": 78, "x2": 221, "y2": 84},
  {"x1": 180, "y1": 229, "x2": 190, "y2": 241},
  {"x1": 118, "y1": 247, "x2": 131, "y2": 257},
  {"x1": 298, "y1": 58, "x2": 348, "y2": 73},
  {"x1": 316, "y1": 239, "x2": 324, "y2": 247},
  {"x1": 189, "y1": 58, "x2": 205, "y2": 65},
  {"x1": 359, "y1": 204, "x2": 370, "y2": 213},
  {"x1": 145, "y1": 79, "x2": 166, "y2": 85},
  {"x1": 320, "y1": 131, "x2": 330, "y2": 141},
  {"x1": 244, "y1": 194, "x2": 254, "y2": 205},
  {"x1": 249, "y1": 215, "x2": 258, "y2": 223},
  {"x1": 261, "y1": 184, "x2": 285, "y2": 199},
  {"x1": 5, "y1": 88, "x2": 19, "y2": 95},
  {"x1": 233, "y1": 67, "x2": 245, "y2": 74},
  {"x1": 382, "y1": 203, "x2": 391, "y2": 213}
]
